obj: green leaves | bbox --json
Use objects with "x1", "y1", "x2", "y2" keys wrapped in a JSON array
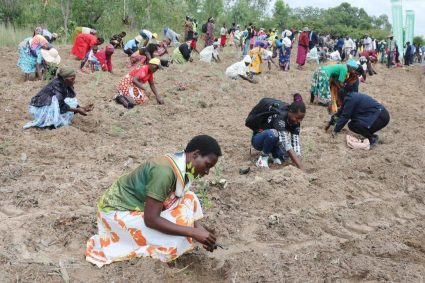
[{"x1": 0, "y1": 0, "x2": 396, "y2": 43}]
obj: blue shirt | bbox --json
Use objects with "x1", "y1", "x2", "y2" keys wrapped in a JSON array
[
  {"x1": 336, "y1": 38, "x2": 344, "y2": 49},
  {"x1": 124, "y1": 39, "x2": 138, "y2": 51},
  {"x1": 334, "y1": 92, "x2": 384, "y2": 133}
]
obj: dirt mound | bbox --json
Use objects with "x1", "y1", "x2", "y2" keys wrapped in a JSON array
[{"x1": 0, "y1": 45, "x2": 424, "y2": 282}]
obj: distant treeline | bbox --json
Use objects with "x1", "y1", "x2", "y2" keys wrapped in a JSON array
[{"x1": 0, "y1": 0, "x2": 393, "y2": 42}]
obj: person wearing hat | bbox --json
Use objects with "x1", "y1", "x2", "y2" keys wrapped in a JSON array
[
  {"x1": 42, "y1": 29, "x2": 57, "y2": 43},
  {"x1": 71, "y1": 32, "x2": 103, "y2": 60},
  {"x1": 41, "y1": 48, "x2": 61, "y2": 80},
  {"x1": 124, "y1": 35, "x2": 143, "y2": 56},
  {"x1": 327, "y1": 91, "x2": 390, "y2": 147},
  {"x1": 139, "y1": 29, "x2": 157, "y2": 47},
  {"x1": 225, "y1": 55, "x2": 255, "y2": 83},
  {"x1": 94, "y1": 44, "x2": 115, "y2": 72},
  {"x1": 23, "y1": 67, "x2": 94, "y2": 129},
  {"x1": 296, "y1": 27, "x2": 310, "y2": 69},
  {"x1": 116, "y1": 58, "x2": 164, "y2": 107},
  {"x1": 310, "y1": 59, "x2": 359, "y2": 113},
  {"x1": 17, "y1": 27, "x2": 52, "y2": 81},
  {"x1": 199, "y1": 41, "x2": 221, "y2": 63}
]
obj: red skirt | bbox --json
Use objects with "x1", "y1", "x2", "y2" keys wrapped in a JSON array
[{"x1": 220, "y1": 35, "x2": 226, "y2": 47}]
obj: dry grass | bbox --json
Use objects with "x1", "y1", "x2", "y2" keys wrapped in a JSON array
[{"x1": 0, "y1": 25, "x2": 33, "y2": 47}]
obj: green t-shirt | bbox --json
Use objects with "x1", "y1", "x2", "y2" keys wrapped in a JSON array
[
  {"x1": 97, "y1": 158, "x2": 177, "y2": 212},
  {"x1": 320, "y1": 64, "x2": 348, "y2": 83}
]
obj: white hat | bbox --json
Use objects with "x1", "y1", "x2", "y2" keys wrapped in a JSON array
[
  {"x1": 243, "y1": 55, "x2": 252, "y2": 64},
  {"x1": 41, "y1": 48, "x2": 61, "y2": 64},
  {"x1": 135, "y1": 35, "x2": 143, "y2": 43},
  {"x1": 285, "y1": 31, "x2": 292, "y2": 37}
]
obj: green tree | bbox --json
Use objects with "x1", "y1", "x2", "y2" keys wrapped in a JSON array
[
  {"x1": 413, "y1": 36, "x2": 424, "y2": 46},
  {"x1": 272, "y1": 0, "x2": 289, "y2": 29},
  {"x1": 0, "y1": 0, "x2": 23, "y2": 29},
  {"x1": 201, "y1": 0, "x2": 223, "y2": 20},
  {"x1": 226, "y1": 0, "x2": 257, "y2": 27}
]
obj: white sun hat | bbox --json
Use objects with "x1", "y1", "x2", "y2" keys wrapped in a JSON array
[{"x1": 41, "y1": 48, "x2": 61, "y2": 64}]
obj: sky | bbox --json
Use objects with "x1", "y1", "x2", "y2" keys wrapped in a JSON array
[{"x1": 281, "y1": 0, "x2": 425, "y2": 37}]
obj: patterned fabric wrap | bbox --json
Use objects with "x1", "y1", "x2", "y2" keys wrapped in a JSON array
[
  {"x1": 17, "y1": 46, "x2": 42, "y2": 74},
  {"x1": 279, "y1": 46, "x2": 291, "y2": 71},
  {"x1": 172, "y1": 48, "x2": 187, "y2": 64},
  {"x1": 23, "y1": 96, "x2": 78, "y2": 129},
  {"x1": 249, "y1": 47, "x2": 263, "y2": 74},
  {"x1": 85, "y1": 191, "x2": 203, "y2": 267},
  {"x1": 117, "y1": 74, "x2": 147, "y2": 104},
  {"x1": 30, "y1": 34, "x2": 48, "y2": 50},
  {"x1": 310, "y1": 69, "x2": 331, "y2": 104}
]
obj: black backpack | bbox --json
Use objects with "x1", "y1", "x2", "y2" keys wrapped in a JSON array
[
  {"x1": 245, "y1": 98, "x2": 288, "y2": 131},
  {"x1": 201, "y1": 23, "x2": 208, "y2": 33}
]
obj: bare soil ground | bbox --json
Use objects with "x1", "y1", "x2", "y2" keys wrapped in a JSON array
[{"x1": 1, "y1": 45, "x2": 425, "y2": 283}]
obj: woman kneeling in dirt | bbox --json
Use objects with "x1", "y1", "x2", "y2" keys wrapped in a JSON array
[
  {"x1": 86, "y1": 135, "x2": 221, "y2": 266},
  {"x1": 246, "y1": 94, "x2": 306, "y2": 171},
  {"x1": 23, "y1": 67, "x2": 93, "y2": 129},
  {"x1": 326, "y1": 92, "x2": 390, "y2": 147},
  {"x1": 115, "y1": 58, "x2": 164, "y2": 108}
]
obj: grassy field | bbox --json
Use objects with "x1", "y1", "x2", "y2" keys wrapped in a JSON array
[
  {"x1": 0, "y1": 24, "x2": 154, "y2": 48},
  {"x1": 0, "y1": 25, "x2": 33, "y2": 47}
]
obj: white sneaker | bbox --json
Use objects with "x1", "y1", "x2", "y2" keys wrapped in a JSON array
[
  {"x1": 256, "y1": 155, "x2": 269, "y2": 168},
  {"x1": 273, "y1": 158, "x2": 282, "y2": 165}
]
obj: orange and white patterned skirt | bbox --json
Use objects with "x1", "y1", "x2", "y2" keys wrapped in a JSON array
[
  {"x1": 117, "y1": 74, "x2": 148, "y2": 104},
  {"x1": 85, "y1": 191, "x2": 203, "y2": 267}
]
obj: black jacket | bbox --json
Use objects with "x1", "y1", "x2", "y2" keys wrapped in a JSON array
[{"x1": 29, "y1": 78, "x2": 77, "y2": 114}]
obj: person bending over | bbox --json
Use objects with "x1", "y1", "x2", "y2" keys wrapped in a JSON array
[
  {"x1": 326, "y1": 92, "x2": 390, "y2": 146},
  {"x1": 246, "y1": 94, "x2": 306, "y2": 170}
]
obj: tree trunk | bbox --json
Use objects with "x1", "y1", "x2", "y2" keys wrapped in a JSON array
[
  {"x1": 60, "y1": 0, "x2": 72, "y2": 44},
  {"x1": 145, "y1": 0, "x2": 151, "y2": 26}
]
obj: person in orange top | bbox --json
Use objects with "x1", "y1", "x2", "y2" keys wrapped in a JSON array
[
  {"x1": 71, "y1": 33, "x2": 103, "y2": 60},
  {"x1": 116, "y1": 58, "x2": 164, "y2": 107}
]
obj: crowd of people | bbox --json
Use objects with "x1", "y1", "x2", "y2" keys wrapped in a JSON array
[{"x1": 18, "y1": 15, "x2": 425, "y2": 267}]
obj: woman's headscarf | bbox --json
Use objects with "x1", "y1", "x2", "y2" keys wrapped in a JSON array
[
  {"x1": 58, "y1": 67, "x2": 76, "y2": 78},
  {"x1": 34, "y1": 26, "x2": 43, "y2": 35},
  {"x1": 105, "y1": 44, "x2": 115, "y2": 53}
]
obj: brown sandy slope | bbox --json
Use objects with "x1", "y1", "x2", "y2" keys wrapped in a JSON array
[{"x1": 0, "y1": 45, "x2": 425, "y2": 282}]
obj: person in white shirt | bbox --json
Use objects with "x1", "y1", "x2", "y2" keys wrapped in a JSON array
[
  {"x1": 220, "y1": 23, "x2": 227, "y2": 47},
  {"x1": 307, "y1": 46, "x2": 320, "y2": 64},
  {"x1": 199, "y1": 42, "x2": 221, "y2": 63},
  {"x1": 327, "y1": 50, "x2": 341, "y2": 61},
  {"x1": 363, "y1": 34, "x2": 372, "y2": 51},
  {"x1": 139, "y1": 29, "x2": 157, "y2": 46},
  {"x1": 225, "y1": 55, "x2": 255, "y2": 83},
  {"x1": 261, "y1": 49, "x2": 279, "y2": 71},
  {"x1": 343, "y1": 35, "x2": 355, "y2": 60}
]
